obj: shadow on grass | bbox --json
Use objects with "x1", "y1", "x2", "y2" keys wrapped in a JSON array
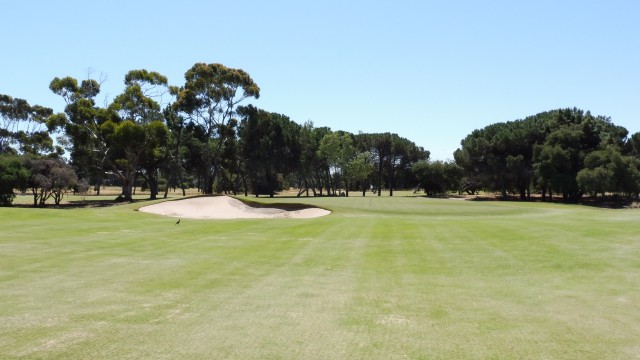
[
  {"x1": 8, "y1": 198, "x2": 151, "y2": 209},
  {"x1": 466, "y1": 194, "x2": 639, "y2": 209}
]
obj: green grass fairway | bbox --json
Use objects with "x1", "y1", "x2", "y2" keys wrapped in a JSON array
[{"x1": 1, "y1": 196, "x2": 639, "y2": 359}]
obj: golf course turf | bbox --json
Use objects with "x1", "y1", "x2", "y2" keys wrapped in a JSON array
[{"x1": 1, "y1": 194, "x2": 639, "y2": 359}]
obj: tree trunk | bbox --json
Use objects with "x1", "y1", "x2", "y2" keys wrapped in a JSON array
[
  {"x1": 163, "y1": 179, "x2": 170, "y2": 199},
  {"x1": 205, "y1": 173, "x2": 214, "y2": 194},
  {"x1": 315, "y1": 173, "x2": 323, "y2": 196},
  {"x1": 377, "y1": 160, "x2": 383, "y2": 196},
  {"x1": 389, "y1": 166, "x2": 395, "y2": 197},
  {"x1": 119, "y1": 170, "x2": 135, "y2": 201},
  {"x1": 122, "y1": 181, "x2": 133, "y2": 201},
  {"x1": 148, "y1": 169, "x2": 159, "y2": 200},
  {"x1": 297, "y1": 177, "x2": 311, "y2": 197},
  {"x1": 31, "y1": 188, "x2": 38, "y2": 207}
]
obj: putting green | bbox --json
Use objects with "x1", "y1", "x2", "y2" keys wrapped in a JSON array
[{"x1": 1, "y1": 195, "x2": 639, "y2": 359}]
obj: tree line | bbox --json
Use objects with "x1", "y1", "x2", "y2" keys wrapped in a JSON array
[
  {"x1": 0, "y1": 63, "x2": 429, "y2": 206},
  {"x1": 451, "y1": 108, "x2": 640, "y2": 201},
  {"x1": 2, "y1": 63, "x2": 639, "y2": 206}
]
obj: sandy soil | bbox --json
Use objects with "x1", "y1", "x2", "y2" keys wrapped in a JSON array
[{"x1": 138, "y1": 196, "x2": 330, "y2": 219}]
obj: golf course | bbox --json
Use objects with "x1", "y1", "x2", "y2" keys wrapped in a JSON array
[{"x1": 1, "y1": 194, "x2": 639, "y2": 359}]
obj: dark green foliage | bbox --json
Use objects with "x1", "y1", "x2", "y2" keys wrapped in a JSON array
[
  {"x1": 456, "y1": 108, "x2": 639, "y2": 201},
  {"x1": 7, "y1": 63, "x2": 438, "y2": 203},
  {"x1": 49, "y1": 76, "x2": 112, "y2": 193},
  {"x1": 173, "y1": 63, "x2": 260, "y2": 194},
  {"x1": 0, "y1": 155, "x2": 29, "y2": 205},
  {"x1": 238, "y1": 105, "x2": 301, "y2": 197},
  {"x1": 577, "y1": 146, "x2": 640, "y2": 197},
  {"x1": 299, "y1": 125, "x2": 332, "y2": 196},
  {"x1": 51, "y1": 70, "x2": 171, "y2": 201},
  {"x1": 0, "y1": 94, "x2": 57, "y2": 156},
  {"x1": 356, "y1": 132, "x2": 428, "y2": 196},
  {"x1": 318, "y1": 131, "x2": 356, "y2": 195},
  {"x1": 412, "y1": 160, "x2": 462, "y2": 196}
]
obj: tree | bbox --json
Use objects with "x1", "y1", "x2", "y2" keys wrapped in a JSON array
[
  {"x1": 455, "y1": 121, "x2": 537, "y2": 199},
  {"x1": 577, "y1": 146, "x2": 640, "y2": 197},
  {"x1": 173, "y1": 63, "x2": 260, "y2": 194},
  {"x1": 238, "y1": 105, "x2": 300, "y2": 197},
  {"x1": 49, "y1": 75, "x2": 114, "y2": 195},
  {"x1": 24, "y1": 158, "x2": 77, "y2": 206},
  {"x1": 0, "y1": 155, "x2": 30, "y2": 205},
  {"x1": 412, "y1": 160, "x2": 462, "y2": 196},
  {"x1": 626, "y1": 132, "x2": 640, "y2": 157},
  {"x1": 161, "y1": 106, "x2": 188, "y2": 197},
  {"x1": 0, "y1": 94, "x2": 59, "y2": 156},
  {"x1": 357, "y1": 132, "x2": 428, "y2": 196},
  {"x1": 534, "y1": 126, "x2": 582, "y2": 200},
  {"x1": 346, "y1": 151, "x2": 374, "y2": 196},
  {"x1": 109, "y1": 70, "x2": 169, "y2": 200},
  {"x1": 51, "y1": 71, "x2": 171, "y2": 201},
  {"x1": 295, "y1": 121, "x2": 322, "y2": 196},
  {"x1": 318, "y1": 131, "x2": 355, "y2": 195},
  {"x1": 387, "y1": 134, "x2": 429, "y2": 196},
  {"x1": 618, "y1": 156, "x2": 640, "y2": 197},
  {"x1": 140, "y1": 120, "x2": 169, "y2": 199},
  {"x1": 455, "y1": 108, "x2": 638, "y2": 201},
  {"x1": 358, "y1": 133, "x2": 392, "y2": 196},
  {"x1": 289, "y1": 123, "x2": 334, "y2": 197},
  {"x1": 50, "y1": 163, "x2": 79, "y2": 205}
]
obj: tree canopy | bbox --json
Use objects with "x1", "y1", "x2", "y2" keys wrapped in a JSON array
[{"x1": 455, "y1": 108, "x2": 640, "y2": 201}]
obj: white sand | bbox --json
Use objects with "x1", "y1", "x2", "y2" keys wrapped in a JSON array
[{"x1": 138, "y1": 196, "x2": 330, "y2": 219}]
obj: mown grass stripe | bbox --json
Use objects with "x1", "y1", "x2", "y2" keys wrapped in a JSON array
[{"x1": 1, "y1": 195, "x2": 639, "y2": 358}]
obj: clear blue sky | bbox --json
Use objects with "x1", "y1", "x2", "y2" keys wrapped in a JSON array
[{"x1": 2, "y1": 0, "x2": 639, "y2": 160}]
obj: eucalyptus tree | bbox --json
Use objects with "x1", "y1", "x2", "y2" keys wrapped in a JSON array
[
  {"x1": 0, "y1": 94, "x2": 23, "y2": 154},
  {"x1": 0, "y1": 93, "x2": 71, "y2": 205},
  {"x1": 173, "y1": 63, "x2": 260, "y2": 194},
  {"x1": 108, "y1": 70, "x2": 170, "y2": 200},
  {"x1": 162, "y1": 106, "x2": 188, "y2": 197},
  {"x1": 0, "y1": 94, "x2": 59, "y2": 156},
  {"x1": 49, "y1": 75, "x2": 114, "y2": 193}
]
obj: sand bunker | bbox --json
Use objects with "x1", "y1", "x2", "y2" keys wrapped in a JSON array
[{"x1": 138, "y1": 196, "x2": 330, "y2": 219}]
